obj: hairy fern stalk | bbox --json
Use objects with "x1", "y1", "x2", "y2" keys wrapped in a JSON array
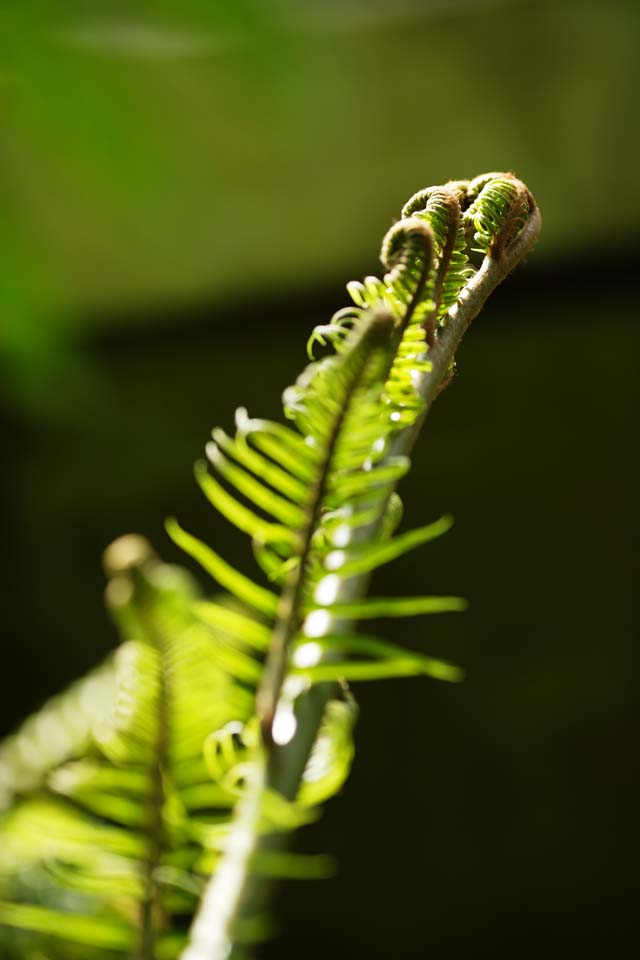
[{"x1": 0, "y1": 173, "x2": 540, "y2": 960}]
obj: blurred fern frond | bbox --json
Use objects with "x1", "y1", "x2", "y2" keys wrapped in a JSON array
[{"x1": 0, "y1": 539, "x2": 255, "y2": 958}]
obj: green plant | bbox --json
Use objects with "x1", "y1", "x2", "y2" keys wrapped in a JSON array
[{"x1": 0, "y1": 173, "x2": 540, "y2": 959}]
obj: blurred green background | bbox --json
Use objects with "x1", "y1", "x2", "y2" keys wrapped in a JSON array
[{"x1": 1, "y1": 0, "x2": 637, "y2": 956}]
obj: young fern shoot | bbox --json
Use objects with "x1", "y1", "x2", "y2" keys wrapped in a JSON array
[{"x1": 176, "y1": 173, "x2": 541, "y2": 960}]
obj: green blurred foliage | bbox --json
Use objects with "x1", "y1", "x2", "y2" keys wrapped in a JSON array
[{"x1": 1, "y1": 0, "x2": 638, "y2": 412}]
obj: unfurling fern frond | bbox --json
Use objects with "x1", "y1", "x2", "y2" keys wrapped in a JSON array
[
  {"x1": 463, "y1": 172, "x2": 533, "y2": 257},
  {"x1": 0, "y1": 173, "x2": 540, "y2": 960},
  {"x1": 175, "y1": 175, "x2": 539, "y2": 960}
]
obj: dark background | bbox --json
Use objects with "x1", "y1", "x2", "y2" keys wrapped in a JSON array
[{"x1": 1, "y1": 1, "x2": 638, "y2": 957}]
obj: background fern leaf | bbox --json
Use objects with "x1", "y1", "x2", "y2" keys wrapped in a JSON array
[{"x1": 0, "y1": 538, "x2": 254, "y2": 958}]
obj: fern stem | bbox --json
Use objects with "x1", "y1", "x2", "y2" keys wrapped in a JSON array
[{"x1": 181, "y1": 759, "x2": 267, "y2": 960}]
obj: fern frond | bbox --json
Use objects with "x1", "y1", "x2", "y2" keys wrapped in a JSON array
[
  {"x1": 178, "y1": 173, "x2": 540, "y2": 960},
  {"x1": 0, "y1": 538, "x2": 254, "y2": 958}
]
